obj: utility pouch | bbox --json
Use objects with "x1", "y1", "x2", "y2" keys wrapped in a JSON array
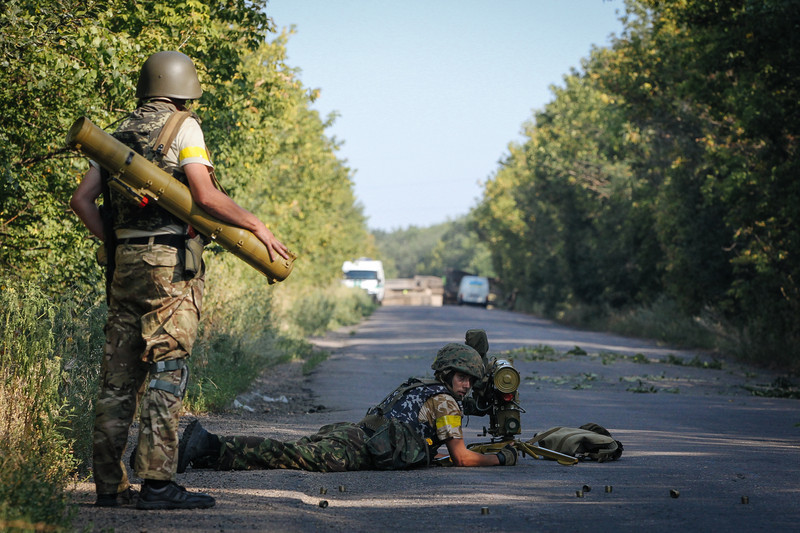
[
  {"x1": 365, "y1": 418, "x2": 430, "y2": 470},
  {"x1": 95, "y1": 244, "x2": 108, "y2": 267},
  {"x1": 184, "y1": 233, "x2": 205, "y2": 276}
]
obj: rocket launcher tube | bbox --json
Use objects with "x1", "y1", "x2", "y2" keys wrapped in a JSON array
[{"x1": 66, "y1": 116, "x2": 296, "y2": 283}]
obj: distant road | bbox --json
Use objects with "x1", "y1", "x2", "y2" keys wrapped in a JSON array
[{"x1": 74, "y1": 305, "x2": 799, "y2": 532}]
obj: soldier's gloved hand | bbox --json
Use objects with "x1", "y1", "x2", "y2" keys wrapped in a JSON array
[{"x1": 496, "y1": 444, "x2": 517, "y2": 466}]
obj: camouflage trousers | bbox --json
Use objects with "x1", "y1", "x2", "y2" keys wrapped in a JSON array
[
  {"x1": 93, "y1": 243, "x2": 203, "y2": 494},
  {"x1": 217, "y1": 423, "x2": 374, "y2": 472}
]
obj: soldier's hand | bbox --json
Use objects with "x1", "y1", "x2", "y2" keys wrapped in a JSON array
[
  {"x1": 496, "y1": 444, "x2": 517, "y2": 466},
  {"x1": 254, "y1": 225, "x2": 290, "y2": 261}
]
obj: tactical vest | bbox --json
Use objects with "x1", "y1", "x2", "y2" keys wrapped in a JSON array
[
  {"x1": 109, "y1": 100, "x2": 195, "y2": 232},
  {"x1": 367, "y1": 378, "x2": 458, "y2": 447}
]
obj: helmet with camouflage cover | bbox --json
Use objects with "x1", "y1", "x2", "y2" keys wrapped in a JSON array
[
  {"x1": 136, "y1": 51, "x2": 202, "y2": 100},
  {"x1": 432, "y1": 343, "x2": 484, "y2": 382}
]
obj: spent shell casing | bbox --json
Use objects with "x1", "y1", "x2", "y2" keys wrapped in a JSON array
[
  {"x1": 741, "y1": 496, "x2": 749, "y2": 504},
  {"x1": 481, "y1": 507, "x2": 490, "y2": 515},
  {"x1": 605, "y1": 485, "x2": 613, "y2": 493},
  {"x1": 320, "y1": 487, "x2": 327, "y2": 494},
  {"x1": 576, "y1": 490, "x2": 584, "y2": 498},
  {"x1": 319, "y1": 500, "x2": 328, "y2": 508},
  {"x1": 582, "y1": 485, "x2": 592, "y2": 492},
  {"x1": 338, "y1": 485, "x2": 346, "y2": 492},
  {"x1": 670, "y1": 489, "x2": 680, "y2": 499}
]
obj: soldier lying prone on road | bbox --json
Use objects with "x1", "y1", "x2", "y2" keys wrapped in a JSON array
[{"x1": 177, "y1": 341, "x2": 517, "y2": 472}]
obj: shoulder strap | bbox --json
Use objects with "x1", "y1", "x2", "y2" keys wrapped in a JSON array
[
  {"x1": 152, "y1": 110, "x2": 227, "y2": 195},
  {"x1": 98, "y1": 168, "x2": 116, "y2": 304},
  {"x1": 152, "y1": 110, "x2": 192, "y2": 160}
]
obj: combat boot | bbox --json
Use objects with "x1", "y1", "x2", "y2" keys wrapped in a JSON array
[
  {"x1": 178, "y1": 419, "x2": 218, "y2": 473},
  {"x1": 136, "y1": 481, "x2": 215, "y2": 510},
  {"x1": 95, "y1": 486, "x2": 138, "y2": 507}
]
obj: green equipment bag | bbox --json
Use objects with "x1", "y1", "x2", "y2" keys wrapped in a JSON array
[
  {"x1": 535, "y1": 422, "x2": 623, "y2": 462},
  {"x1": 365, "y1": 418, "x2": 430, "y2": 470}
]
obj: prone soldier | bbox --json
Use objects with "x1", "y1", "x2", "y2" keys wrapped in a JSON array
[{"x1": 176, "y1": 342, "x2": 518, "y2": 472}]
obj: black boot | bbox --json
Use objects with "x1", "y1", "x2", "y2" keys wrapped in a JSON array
[
  {"x1": 95, "y1": 486, "x2": 138, "y2": 507},
  {"x1": 136, "y1": 481, "x2": 215, "y2": 510},
  {"x1": 178, "y1": 419, "x2": 219, "y2": 473}
]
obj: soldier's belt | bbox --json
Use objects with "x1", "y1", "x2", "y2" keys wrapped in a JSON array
[
  {"x1": 119, "y1": 234, "x2": 186, "y2": 248},
  {"x1": 67, "y1": 117, "x2": 296, "y2": 284}
]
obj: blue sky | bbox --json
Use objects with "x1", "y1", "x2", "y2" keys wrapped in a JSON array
[{"x1": 266, "y1": 1, "x2": 626, "y2": 231}]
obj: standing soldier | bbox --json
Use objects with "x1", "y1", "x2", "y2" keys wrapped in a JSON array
[{"x1": 70, "y1": 50, "x2": 289, "y2": 510}]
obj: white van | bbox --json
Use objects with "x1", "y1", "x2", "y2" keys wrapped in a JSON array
[
  {"x1": 342, "y1": 258, "x2": 385, "y2": 303},
  {"x1": 457, "y1": 275, "x2": 490, "y2": 307}
]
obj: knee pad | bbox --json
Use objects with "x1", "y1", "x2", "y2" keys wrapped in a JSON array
[{"x1": 148, "y1": 359, "x2": 189, "y2": 399}]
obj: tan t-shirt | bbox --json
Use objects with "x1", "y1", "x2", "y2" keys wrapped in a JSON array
[
  {"x1": 168, "y1": 117, "x2": 213, "y2": 170},
  {"x1": 418, "y1": 393, "x2": 463, "y2": 442}
]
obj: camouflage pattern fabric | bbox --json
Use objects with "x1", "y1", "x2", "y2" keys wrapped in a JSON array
[
  {"x1": 93, "y1": 243, "x2": 203, "y2": 494},
  {"x1": 417, "y1": 393, "x2": 464, "y2": 442},
  {"x1": 369, "y1": 382, "x2": 453, "y2": 446},
  {"x1": 431, "y1": 343, "x2": 484, "y2": 380},
  {"x1": 212, "y1": 379, "x2": 466, "y2": 473},
  {"x1": 217, "y1": 423, "x2": 373, "y2": 472}
]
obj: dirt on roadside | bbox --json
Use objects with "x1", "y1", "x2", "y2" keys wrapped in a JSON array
[{"x1": 70, "y1": 358, "x2": 328, "y2": 531}]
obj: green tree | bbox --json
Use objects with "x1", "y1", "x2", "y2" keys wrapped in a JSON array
[
  {"x1": 0, "y1": 0, "x2": 370, "y2": 295},
  {"x1": 476, "y1": 0, "x2": 800, "y2": 366},
  {"x1": 423, "y1": 217, "x2": 494, "y2": 278},
  {"x1": 372, "y1": 217, "x2": 492, "y2": 279},
  {"x1": 0, "y1": 0, "x2": 274, "y2": 289}
]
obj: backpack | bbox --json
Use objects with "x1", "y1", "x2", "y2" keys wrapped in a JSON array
[{"x1": 532, "y1": 423, "x2": 623, "y2": 462}]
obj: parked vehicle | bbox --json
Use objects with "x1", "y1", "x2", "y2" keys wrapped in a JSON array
[
  {"x1": 342, "y1": 258, "x2": 385, "y2": 304},
  {"x1": 443, "y1": 268, "x2": 471, "y2": 305},
  {"x1": 457, "y1": 275, "x2": 490, "y2": 307}
]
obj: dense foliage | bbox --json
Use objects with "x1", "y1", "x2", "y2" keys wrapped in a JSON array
[
  {"x1": 373, "y1": 217, "x2": 494, "y2": 279},
  {"x1": 474, "y1": 0, "x2": 799, "y2": 367},
  {"x1": 0, "y1": 1, "x2": 374, "y2": 528},
  {"x1": 0, "y1": 0, "x2": 369, "y2": 291}
]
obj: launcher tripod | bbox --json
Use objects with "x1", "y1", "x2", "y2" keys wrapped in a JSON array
[{"x1": 466, "y1": 427, "x2": 578, "y2": 466}]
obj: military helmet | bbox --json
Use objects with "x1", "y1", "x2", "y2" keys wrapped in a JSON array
[
  {"x1": 136, "y1": 51, "x2": 202, "y2": 100},
  {"x1": 432, "y1": 343, "x2": 484, "y2": 381}
]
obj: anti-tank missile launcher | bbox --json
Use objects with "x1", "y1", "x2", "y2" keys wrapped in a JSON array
[{"x1": 66, "y1": 117, "x2": 296, "y2": 283}]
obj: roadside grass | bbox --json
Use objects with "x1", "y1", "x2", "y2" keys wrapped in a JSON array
[
  {"x1": 558, "y1": 297, "x2": 719, "y2": 353},
  {"x1": 186, "y1": 283, "x2": 375, "y2": 412},
  {"x1": 301, "y1": 350, "x2": 331, "y2": 375},
  {"x1": 276, "y1": 284, "x2": 377, "y2": 338},
  {"x1": 554, "y1": 297, "x2": 800, "y2": 374},
  {"x1": 0, "y1": 272, "x2": 376, "y2": 530},
  {"x1": 1, "y1": 281, "x2": 86, "y2": 531}
]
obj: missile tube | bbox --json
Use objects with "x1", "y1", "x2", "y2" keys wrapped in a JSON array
[{"x1": 66, "y1": 116, "x2": 295, "y2": 283}]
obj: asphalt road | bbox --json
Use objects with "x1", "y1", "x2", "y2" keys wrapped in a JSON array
[{"x1": 73, "y1": 305, "x2": 799, "y2": 532}]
